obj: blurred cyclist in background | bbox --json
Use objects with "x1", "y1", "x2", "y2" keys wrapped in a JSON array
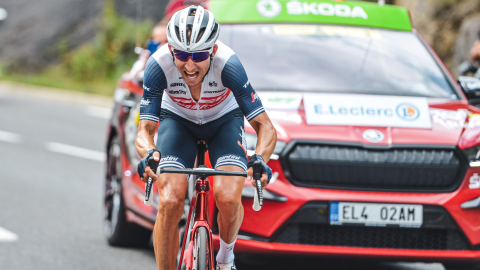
[{"x1": 129, "y1": 22, "x2": 168, "y2": 83}]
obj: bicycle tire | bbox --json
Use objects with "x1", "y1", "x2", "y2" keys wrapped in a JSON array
[{"x1": 193, "y1": 227, "x2": 209, "y2": 270}]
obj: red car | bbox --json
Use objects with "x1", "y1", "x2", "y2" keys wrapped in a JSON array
[{"x1": 103, "y1": 1, "x2": 480, "y2": 269}]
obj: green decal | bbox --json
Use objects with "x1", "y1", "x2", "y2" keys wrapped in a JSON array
[
  {"x1": 210, "y1": 0, "x2": 412, "y2": 31},
  {"x1": 268, "y1": 97, "x2": 298, "y2": 103}
]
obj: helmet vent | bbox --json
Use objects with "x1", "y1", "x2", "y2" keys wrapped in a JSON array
[
  {"x1": 186, "y1": 25, "x2": 193, "y2": 46},
  {"x1": 205, "y1": 23, "x2": 218, "y2": 43},
  {"x1": 196, "y1": 28, "x2": 206, "y2": 43},
  {"x1": 175, "y1": 26, "x2": 181, "y2": 42}
]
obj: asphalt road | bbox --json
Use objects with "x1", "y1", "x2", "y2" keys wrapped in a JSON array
[{"x1": 0, "y1": 84, "x2": 446, "y2": 270}]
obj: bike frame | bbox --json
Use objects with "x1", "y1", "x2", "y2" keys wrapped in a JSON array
[{"x1": 178, "y1": 141, "x2": 214, "y2": 270}]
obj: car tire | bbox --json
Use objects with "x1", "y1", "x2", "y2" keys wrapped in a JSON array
[
  {"x1": 103, "y1": 136, "x2": 151, "y2": 247},
  {"x1": 443, "y1": 262, "x2": 480, "y2": 270}
]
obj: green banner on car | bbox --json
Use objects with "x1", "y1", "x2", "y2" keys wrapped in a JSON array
[{"x1": 210, "y1": 0, "x2": 412, "y2": 31}]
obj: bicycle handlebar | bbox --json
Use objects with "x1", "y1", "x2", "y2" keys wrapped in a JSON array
[
  {"x1": 159, "y1": 168, "x2": 247, "y2": 178},
  {"x1": 143, "y1": 161, "x2": 264, "y2": 211}
]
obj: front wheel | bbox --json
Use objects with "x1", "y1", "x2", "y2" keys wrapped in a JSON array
[{"x1": 193, "y1": 227, "x2": 209, "y2": 270}]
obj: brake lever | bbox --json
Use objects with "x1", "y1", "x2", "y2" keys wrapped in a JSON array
[
  {"x1": 252, "y1": 161, "x2": 263, "y2": 211},
  {"x1": 144, "y1": 156, "x2": 160, "y2": 206}
]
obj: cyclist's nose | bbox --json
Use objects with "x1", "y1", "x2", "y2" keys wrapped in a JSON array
[{"x1": 185, "y1": 57, "x2": 195, "y2": 70}]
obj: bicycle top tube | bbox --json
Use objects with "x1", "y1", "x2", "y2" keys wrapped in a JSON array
[{"x1": 159, "y1": 167, "x2": 247, "y2": 178}]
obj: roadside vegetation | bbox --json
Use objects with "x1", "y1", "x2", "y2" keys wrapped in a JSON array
[{"x1": 1, "y1": 0, "x2": 152, "y2": 96}]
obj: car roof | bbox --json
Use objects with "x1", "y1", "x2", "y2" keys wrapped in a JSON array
[{"x1": 210, "y1": 0, "x2": 412, "y2": 32}]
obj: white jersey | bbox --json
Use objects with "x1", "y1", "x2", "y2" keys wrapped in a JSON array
[{"x1": 140, "y1": 42, "x2": 264, "y2": 125}]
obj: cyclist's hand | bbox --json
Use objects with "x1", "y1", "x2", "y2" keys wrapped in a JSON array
[
  {"x1": 246, "y1": 154, "x2": 272, "y2": 189},
  {"x1": 247, "y1": 167, "x2": 268, "y2": 189},
  {"x1": 137, "y1": 150, "x2": 160, "y2": 183}
]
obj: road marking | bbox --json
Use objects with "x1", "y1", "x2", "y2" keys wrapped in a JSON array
[
  {"x1": 85, "y1": 106, "x2": 112, "y2": 119},
  {"x1": 45, "y1": 142, "x2": 106, "y2": 162},
  {"x1": 0, "y1": 226, "x2": 18, "y2": 242},
  {"x1": 0, "y1": 130, "x2": 22, "y2": 143}
]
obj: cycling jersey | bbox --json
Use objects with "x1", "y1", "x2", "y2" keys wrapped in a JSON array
[{"x1": 139, "y1": 42, "x2": 265, "y2": 124}]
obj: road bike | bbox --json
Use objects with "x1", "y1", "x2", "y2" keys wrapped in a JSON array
[{"x1": 143, "y1": 140, "x2": 264, "y2": 270}]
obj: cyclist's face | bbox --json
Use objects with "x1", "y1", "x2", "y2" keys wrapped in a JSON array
[{"x1": 171, "y1": 45, "x2": 218, "y2": 89}]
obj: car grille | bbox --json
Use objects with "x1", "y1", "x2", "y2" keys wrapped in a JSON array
[
  {"x1": 274, "y1": 224, "x2": 469, "y2": 250},
  {"x1": 284, "y1": 143, "x2": 465, "y2": 191}
]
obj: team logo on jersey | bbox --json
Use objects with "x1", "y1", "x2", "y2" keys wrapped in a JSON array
[
  {"x1": 243, "y1": 80, "x2": 251, "y2": 89},
  {"x1": 161, "y1": 156, "x2": 179, "y2": 162},
  {"x1": 167, "y1": 89, "x2": 231, "y2": 110},
  {"x1": 140, "y1": 99, "x2": 150, "y2": 105},
  {"x1": 204, "y1": 88, "x2": 227, "y2": 94},
  {"x1": 209, "y1": 81, "x2": 218, "y2": 87},
  {"x1": 238, "y1": 127, "x2": 247, "y2": 154},
  {"x1": 251, "y1": 92, "x2": 260, "y2": 103},
  {"x1": 168, "y1": 90, "x2": 187, "y2": 95},
  {"x1": 170, "y1": 82, "x2": 186, "y2": 88}
]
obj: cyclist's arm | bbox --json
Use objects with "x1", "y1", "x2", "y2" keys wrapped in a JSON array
[
  {"x1": 221, "y1": 54, "x2": 277, "y2": 161},
  {"x1": 135, "y1": 56, "x2": 167, "y2": 159},
  {"x1": 248, "y1": 112, "x2": 276, "y2": 162}
]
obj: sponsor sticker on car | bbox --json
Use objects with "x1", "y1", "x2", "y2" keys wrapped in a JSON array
[
  {"x1": 258, "y1": 92, "x2": 302, "y2": 110},
  {"x1": 303, "y1": 93, "x2": 432, "y2": 128}
]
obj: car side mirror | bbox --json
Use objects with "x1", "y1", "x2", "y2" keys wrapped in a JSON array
[{"x1": 458, "y1": 76, "x2": 480, "y2": 105}]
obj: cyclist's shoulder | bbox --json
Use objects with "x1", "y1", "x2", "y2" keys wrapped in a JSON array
[
  {"x1": 214, "y1": 42, "x2": 243, "y2": 73},
  {"x1": 147, "y1": 44, "x2": 174, "y2": 72}
]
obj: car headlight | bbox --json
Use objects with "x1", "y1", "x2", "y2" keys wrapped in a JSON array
[
  {"x1": 463, "y1": 146, "x2": 480, "y2": 167},
  {"x1": 244, "y1": 132, "x2": 287, "y2": 160}
]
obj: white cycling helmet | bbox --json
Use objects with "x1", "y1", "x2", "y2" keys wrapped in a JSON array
[{"x1": 167, "y1": 5, "x2": 219, "y2": 52}]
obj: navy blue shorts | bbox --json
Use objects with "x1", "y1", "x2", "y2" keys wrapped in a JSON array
[{"x1": 156, "y1": 108, "x2": 248, "y2": 172}]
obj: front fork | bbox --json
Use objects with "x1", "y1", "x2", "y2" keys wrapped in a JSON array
[{"x1": 178, "y1": 178, "x2": 214, "y2": 270}]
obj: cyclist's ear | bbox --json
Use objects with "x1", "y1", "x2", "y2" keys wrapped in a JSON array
[{"x1": 211, "y1": 44, "x2": 218, "y2": 58}]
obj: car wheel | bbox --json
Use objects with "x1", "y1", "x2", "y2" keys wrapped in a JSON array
[
  {"x1": 103, "y1": 136, "x2": 151, "y2": 247},
  {"x1": 443, "y1": 262, "x2": 480, "y2": 270}
]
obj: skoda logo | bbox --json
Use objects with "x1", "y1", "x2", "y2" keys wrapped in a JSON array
[
  {"x1": 256, "y1": 0, "x2": 282, "y2": 18},
  {"x1": 396, "y1": 103, "x2": 419, "y2": 121},
  {"x1": 363, "y1": 129, "x2": 384, "y2": 143}
]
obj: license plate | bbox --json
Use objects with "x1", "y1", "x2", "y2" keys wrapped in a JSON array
[{"x1": 329, "y1": 202, "x2": 423, "y2": 227}]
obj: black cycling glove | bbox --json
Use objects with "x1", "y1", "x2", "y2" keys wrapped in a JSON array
[
  {"x1": 137, "y1": 149, "x2": 161, "y2": 178},
  {"x1": 247, "y1": 154, "x2": 273, "y2": 183}
]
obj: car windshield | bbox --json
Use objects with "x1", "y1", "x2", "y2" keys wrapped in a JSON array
[{"x1": 219, "y1": 24, "x2": 458, "y2": 99}]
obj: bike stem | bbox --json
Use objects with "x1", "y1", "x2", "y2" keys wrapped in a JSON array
[{"x1": 194, "y1": 178, "x2": 210, "y2": 223}]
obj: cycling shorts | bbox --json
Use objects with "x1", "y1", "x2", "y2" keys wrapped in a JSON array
[{"x1": 156, "y1": 108, "x2": 248, "y2": 172}]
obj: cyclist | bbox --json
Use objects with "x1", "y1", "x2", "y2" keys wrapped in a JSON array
[{"x1": 135, "y1": 5, "x2": 277, "y2": 270}]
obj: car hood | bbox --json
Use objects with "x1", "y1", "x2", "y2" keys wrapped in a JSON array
[{"x1": 251, "y1": 94, "x2": 471, "y2": 146}]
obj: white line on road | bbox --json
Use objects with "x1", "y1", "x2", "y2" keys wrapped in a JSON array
[
  {"x1": 0, "y1": 226, "x2": 18, "y2": 242},
  {"x1": 0, "y1": 130, "x2": 22, "y2": 143},
  {"x1": 85, "y1": 106, "x2": 112, "y2": 119},
  {"x1": 45, "y1": 142, "x2": 106, "y2": 162}
]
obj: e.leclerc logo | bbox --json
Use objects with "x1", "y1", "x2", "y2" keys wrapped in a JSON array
[
  {"x1": 396, "y1": 103, "x2": 419, "y2": 121},
  {"x1": 257, "y1": 0, "x2": 282, "y2": 18}
]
